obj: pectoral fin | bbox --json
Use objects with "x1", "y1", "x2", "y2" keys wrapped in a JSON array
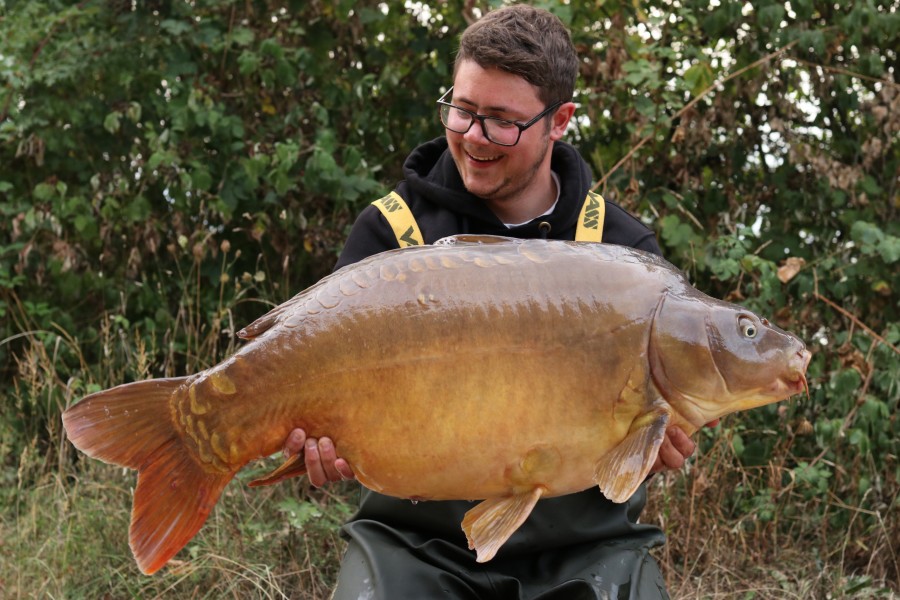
[
  {"x1": 248, "y1": 453, "x2": 308, "y2": 487},
  {"x1": 462, "y1": 486, "x2": 545, "y2": 563},
  {"x1": 594, "y1": 409, "x2": 670, "y2": 503}
]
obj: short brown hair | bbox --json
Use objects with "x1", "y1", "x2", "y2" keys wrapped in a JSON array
[{"x1": 455, "y1": 4, "x2": 577, "y2": 107}]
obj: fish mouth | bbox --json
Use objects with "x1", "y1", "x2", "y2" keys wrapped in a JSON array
[{"x1": 777, "y1": 347, "x2": 812, "y2": 399}]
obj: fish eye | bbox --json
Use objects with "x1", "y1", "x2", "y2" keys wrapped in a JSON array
[{"x1": 740, "y1": 317, "x2": 758, "y2": 339}]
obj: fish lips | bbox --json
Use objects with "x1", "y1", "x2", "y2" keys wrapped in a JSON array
[{"x1": 769, "y1": 345, "x2": 812, "y2": 399}]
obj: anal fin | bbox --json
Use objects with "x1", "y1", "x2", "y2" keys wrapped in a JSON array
[
  {"x1": 248, "y1": 453, "x2": 308, "y2": 487},
  {"x1": 594, "y1": 408, "x2": 670, "y2": 503},
  {"x1": 462, "y1": 486, "x2": 545, "y2": 563}
]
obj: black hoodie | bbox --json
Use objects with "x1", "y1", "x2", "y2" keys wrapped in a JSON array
[
  {"x1": 335, "y1": 137, "x2": 660, "y2": 270},
  {"x1": 335, "y1": 137, "x2": 665, "y2": 565}
]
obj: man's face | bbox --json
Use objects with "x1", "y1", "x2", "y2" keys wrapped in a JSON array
[{"x1": 446, "y1": 60, "x2": 569, "y2": 213}]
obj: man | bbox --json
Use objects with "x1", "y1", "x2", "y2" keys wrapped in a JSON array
[{"x1": 283, "y1": 5, "x2": 705, "y2": 598}]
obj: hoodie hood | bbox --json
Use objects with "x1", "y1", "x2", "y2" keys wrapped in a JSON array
[{"x1": 401, "y1": 137, "x2": 594, "y2": 239}]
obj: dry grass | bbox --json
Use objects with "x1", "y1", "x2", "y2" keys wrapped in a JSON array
[
  {"x1": 3, "y1": 414, "x2": 896, "y2": 599},
  {"x1": 644, "y1": 427, "x2": 899, "y2": 599},
  {"x1": 0, "y1": 462, "x2": 352, "y2": 599}
]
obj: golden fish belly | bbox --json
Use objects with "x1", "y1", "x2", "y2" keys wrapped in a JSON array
[{"x1": 240, "y1": 340, "x2": 640, "y2": 501}]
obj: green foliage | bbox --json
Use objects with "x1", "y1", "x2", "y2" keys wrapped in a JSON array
[
  {"x1": 1, "y1": 0, "x2": 898, "y2": 596},
  {"x1": 565, "y1": 8, "x2": 898, "y2": 590}
]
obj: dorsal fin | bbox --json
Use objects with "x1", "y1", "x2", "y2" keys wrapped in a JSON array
[
  {"x1": 434, "y1": 234, "x2": 521, "y2": 246},
  {"x1": 237, "y1": 302, "x2": 291, "y2": 340}
]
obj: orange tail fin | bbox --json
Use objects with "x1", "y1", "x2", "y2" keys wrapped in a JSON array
[{"x1": 62, "y1": 378, "x2": 235, "y2": 575}]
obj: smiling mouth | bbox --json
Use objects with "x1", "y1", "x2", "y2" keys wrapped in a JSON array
[{"x1": 467, "y1": 151, "x2": 503, "y2": 163}]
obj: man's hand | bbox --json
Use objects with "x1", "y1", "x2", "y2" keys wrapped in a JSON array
[
  {"x1": 284, "y1": 428, "x2": 356, "y2": 488},
  {"x1": 649, "y1": 420, "x2": 719, "y2": 474}
]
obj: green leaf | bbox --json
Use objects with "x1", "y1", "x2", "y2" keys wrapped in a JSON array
[
  {"x1": 659, "y1": 214, "x2": 701, "y2": 253},
  {"x1": 831, "y1": 369, "x2": 861, "y2": 398},
  {"x1": 126, "y1": 102, "x2": 142, "y2": 123},
  {"x1": 103, "y1": 111, "x2": 121, "y2": 134},
  {"x1": 358, "y1": 7, "x2": 385, "y2": 24},
  {"x1": 241, "y1": 155, "x2": 270, "y2": 184},
  {"x1": 859, "y1": 175, "x2": 882, "y2": 197},
  {"x1": 274, "y1": 141, "x2": 300, "y2": 169},
  {"x1": 191, "y1": 169, "x2": 213, "y2": 191},
  {"x1": 231, "y1": 27, "x2": 255, "y2": 46},
  {"x1": 848, "y1": 429, "x2": 870, "y2": 454},
  {"x1": 684, "y1": 62, "x2": 714, "y2": 97},
  {"x1": 276, "y1": 498, "x2": 322, "y2": 529},
  {"x1": 798, "y1": 30, "x2": 826, "y2": 55},
  {"x1": 260, "y1": 38, "x2": 284, "y2": 59},
  {"x1": 850, "y1": 221, "x2": 899, "y2": 262},
  {"x1": 878, "y1": 236, "x2": 900, "y2": 263},
  {"x1": 306, "y1": 149, "x2": 339, "y2": 180},
  {"x1": 758, "y1": 5, "x2": 786, "y2": 30},
  {"x1": 160, "y1": 19, "x2": 192, "y2": 36},
  {"x1": 33, "y1": 182, "x2": 56, "y2": 201},
  {"x1": 238, "y1": 50, "x2": 261, "y2": 75},
  {"x1": 147, "y1": 152, "x2": 165, "y2": 170}
]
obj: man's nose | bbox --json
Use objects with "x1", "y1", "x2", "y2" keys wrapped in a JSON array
[{"x1": 463, "y1": 120, "x2": 490, "y2": 144}]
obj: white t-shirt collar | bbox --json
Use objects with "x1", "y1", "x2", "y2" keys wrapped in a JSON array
[{"x1": 502, "y1": 171, "x2": 561, "y2": 228}]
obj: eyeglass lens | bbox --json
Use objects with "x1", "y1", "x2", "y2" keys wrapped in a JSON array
[{"x1": 439, "y1": 105, "x2": 521, "y2": 146}]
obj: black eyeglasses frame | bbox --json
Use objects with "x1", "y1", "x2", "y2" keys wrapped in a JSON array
[{"x1": 436, "y1": 87, "x2": 563, "y2": 147}]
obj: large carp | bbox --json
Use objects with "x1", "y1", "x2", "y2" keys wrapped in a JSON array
[{"x1": 62, "y1": 235, "x2": 810, "y2": 575}]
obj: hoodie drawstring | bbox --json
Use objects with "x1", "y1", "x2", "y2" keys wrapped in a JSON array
[{"x1": 538, "y1": 221, "x2": 551, "y2": 239}]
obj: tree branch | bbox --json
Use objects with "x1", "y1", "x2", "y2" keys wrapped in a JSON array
[
  {"x1": 595, "y1": 39, "x2": 799, "y2": 189},
  {"x1": 814, "y1": 291, "x2": 900, "y2": 357}
]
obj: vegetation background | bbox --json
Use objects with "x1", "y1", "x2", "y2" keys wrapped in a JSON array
[{"x1": 1, "y1": 0, "x2": 897, "y2": 597}]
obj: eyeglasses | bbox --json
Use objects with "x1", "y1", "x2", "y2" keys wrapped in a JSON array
[{"x1": 436, "y1": 87, "x2": 563, "y2": 147}]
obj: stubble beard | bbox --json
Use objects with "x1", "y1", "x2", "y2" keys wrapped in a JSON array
[{"x1": 459, "y1": 136, "x2": 552, "y2": 204}]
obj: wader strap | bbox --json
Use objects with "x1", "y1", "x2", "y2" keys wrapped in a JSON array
[
  {"x1": 374, "y1": 190, "x2": 604, "y2": 246},
  {"x1": 372, "y1": 191, "x2": 424, "y2": 247},
  {"x1": 575, "y1": 191, "x2": 605, "y2": 242}
]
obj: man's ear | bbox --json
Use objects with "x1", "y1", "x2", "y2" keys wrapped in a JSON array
[{"x1": 549, "y1": 102, "x2": 576, "y2": 141}]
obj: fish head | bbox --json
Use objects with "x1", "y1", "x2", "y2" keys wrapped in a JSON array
[{"x1": 649, "y1": 292, "x2": 811, "y2": 428}]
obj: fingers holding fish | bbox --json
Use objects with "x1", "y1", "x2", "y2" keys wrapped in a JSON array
[
  {"x1": 650, "y1": 427, "x2": 695, "y2": 474},
  {"x1": 648, "y1": 419, "x2": 720, "y2": 475},
  {"x1": 282, "y1": 428, "x2": 356, "y2": 486},
  {"x1": 335, "y1": 458, "x2": 356, "y2": 481},
  {"x1": 306, "y1": 435, "x2": 356, "y2": 487},
  {"x1": 283, "y1": 427, "x2": 307, "y2": 458},
  {"x1": 317, "y1": 437, "x2": 356, "y2": 482}
]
